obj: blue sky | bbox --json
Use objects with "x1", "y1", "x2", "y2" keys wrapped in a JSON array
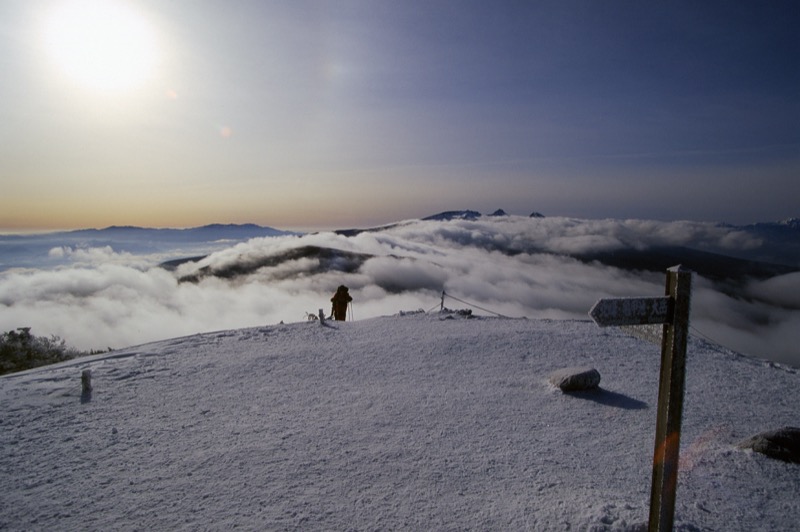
[{"x1": 1, "y1": 1, "x2": 798, "y2": 230}]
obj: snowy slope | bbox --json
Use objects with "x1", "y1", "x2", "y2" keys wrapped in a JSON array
[{"x1": 1, "y1": 313, "x2": 798, "y2": 531}]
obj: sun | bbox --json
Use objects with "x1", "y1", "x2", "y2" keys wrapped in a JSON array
[{"x1": 41, "y1": 0, "x2": 159, "y2": 92}]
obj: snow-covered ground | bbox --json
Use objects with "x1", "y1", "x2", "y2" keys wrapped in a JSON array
[{"x1": 1, "y1": 313, "x2": 798, "y2": 531}]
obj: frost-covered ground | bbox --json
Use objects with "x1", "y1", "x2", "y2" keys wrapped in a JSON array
[{"x1": 1, "y1": 313, "x2": 798, "y2": 530}]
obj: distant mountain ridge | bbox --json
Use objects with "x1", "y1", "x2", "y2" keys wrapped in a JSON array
[
  {"x1": 422, "y1": 210, "x2": 483, "y2": 221},
  {"x1": 61, "y1": 223, "x2": 293, "y2": 242},
  {"x1": 421, "y1": 209, "x2": 542, "y2": 221},
  {"x1": 750, "y1": 218, "x2": 800, "y2": 229},
  {"x1": 334, "y1": 209, "x2": 543, "y2": 236}
]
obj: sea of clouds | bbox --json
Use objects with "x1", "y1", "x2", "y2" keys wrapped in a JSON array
[{"x1": 1, "y1": 216, "x2": 798, "y2": 366}]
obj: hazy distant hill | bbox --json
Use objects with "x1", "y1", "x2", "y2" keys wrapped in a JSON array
[
  {"x1": 62, "y1": 223, "x2": 294, "y2": 242},
  {"x1": 0, "y1": 224, "x2": 296, "y2": 271}
]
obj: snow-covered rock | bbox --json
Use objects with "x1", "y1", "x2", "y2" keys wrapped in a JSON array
[
  {"x1": 738, "y1": 426, "x2": 800, "y2": 464},
  {"x1": 549, "y1": 366, "x2": 601, "y2": 391}
]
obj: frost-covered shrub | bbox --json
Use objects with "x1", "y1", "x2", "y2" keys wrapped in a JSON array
[{"x1": 0, "y1": 328, "x2": 84, "y2": 375}]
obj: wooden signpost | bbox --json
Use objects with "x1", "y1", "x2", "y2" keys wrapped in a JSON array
[{"x1": 589, "y1": 265, "x2": 692, "y2": 532}]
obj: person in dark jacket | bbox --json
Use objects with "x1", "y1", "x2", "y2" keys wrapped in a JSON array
[{"x1": 330, "y1": 285, "x2": 352, "y2": 321}]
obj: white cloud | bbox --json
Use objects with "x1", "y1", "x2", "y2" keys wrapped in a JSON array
[
  {"x1": 47, "y1": 246, "x2": 67, "y2": 259},
  {"x1": 361, "y1": 257, "x2": 447, "y2": 293},
  {"x1": 746, "y1": 272, "x2": 800, "y2": 309},
  {"x1": 1, "y1": 216, "x2": 796, "y2": 367},
  {"x1": 47, "y1": 244, "x2": 166, "y2": 270}
]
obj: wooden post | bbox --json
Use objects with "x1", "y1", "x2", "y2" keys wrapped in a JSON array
[
  {"x1": 648, "y1": 265, "x2": 692, "y2": 532},
  {"x1": 589, "y1": 265, "x2": 693, "y2": 531}
]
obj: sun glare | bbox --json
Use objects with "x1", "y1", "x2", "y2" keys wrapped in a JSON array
[{"x1": 41, "y1": 0, "x2": 158, "y2": 92}]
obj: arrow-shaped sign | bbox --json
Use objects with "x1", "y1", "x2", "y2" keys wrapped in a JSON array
[{"x1": 589, "y1": 296, "x2": 673, "y2": 327}]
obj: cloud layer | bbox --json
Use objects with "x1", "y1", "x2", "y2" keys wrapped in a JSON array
[{"x1": 1, "y1": 216, "x2": 797, "y2": 366}]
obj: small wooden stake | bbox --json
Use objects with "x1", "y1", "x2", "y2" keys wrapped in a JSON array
[
  {"x1": 81, "y1": 369, "x2": 92, "y2": 394},
  {"x1": 81, "y1": 369, "x2": 93, "y2": 403}
]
